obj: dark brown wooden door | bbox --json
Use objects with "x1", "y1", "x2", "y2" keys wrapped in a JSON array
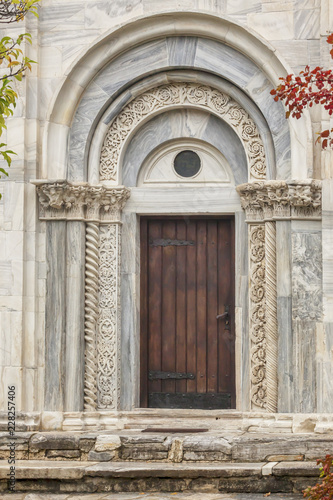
[{"x1": 140, "y1": 217, "x2": 235, "y2": 409}]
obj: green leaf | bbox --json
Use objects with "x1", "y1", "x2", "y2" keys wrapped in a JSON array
[{"x1": 0, "y1": 167, "x2": 9, "y2": 176}]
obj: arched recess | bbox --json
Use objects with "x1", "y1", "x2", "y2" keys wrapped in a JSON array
[{"x1": 37, "y1": 11, "x2": 317, "y2": 414}]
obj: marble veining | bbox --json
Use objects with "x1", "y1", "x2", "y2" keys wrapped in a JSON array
[{"x1": 292, "y1": 232, "x2": 322, "y2": 322}]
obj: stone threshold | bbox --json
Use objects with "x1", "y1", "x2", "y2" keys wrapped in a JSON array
[
  {"x1": 1, "y1": 410, "x2": 333, "y2": 433},
  {"x1": 0, "y1": 459, "x2": 320, "y2": 494}
]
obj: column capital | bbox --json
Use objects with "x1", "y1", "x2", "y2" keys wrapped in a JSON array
[
  {"x1": 236, "y1": 179, "x2": 322, "y2": 222},
  {"x1": 32, "y1": 180, "x2": 131, "y2": 222}
]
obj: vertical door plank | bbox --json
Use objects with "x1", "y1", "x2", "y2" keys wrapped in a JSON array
[
  {"x1": 186, "y1": 220, "x2": 197, "y2": 393},
  {"x1": 148, "y1": 220, "x2": 163, "y2": 394},
  {"x1": 207, "y1": 220, "x2": 218, "y2": 393},
  {"x1": 161, "y1": 220, "x2": 177, "y2": 393},
  {"x1": 176, "y1": 220, "x2": 187, "y2": 393},
  {"x1": 197, "y1": 220, "x2": 207, "y2": 393},
  {"x1": 140, "y1": 219, "x2": 148, "y2": 406},
  {"x1": 217, "y1": 220, "x2": 231, "y2": 394}
]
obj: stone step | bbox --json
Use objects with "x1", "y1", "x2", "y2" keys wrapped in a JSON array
[
  {"x1": 1, "y1": 430, "x2": 332, "y2": 463},
  {"x1": 0, "y1": 460, "x2": 320, "y2": 494}
]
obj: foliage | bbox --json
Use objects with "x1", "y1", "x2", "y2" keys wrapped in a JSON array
[
  {"x1": 0, "y1": 0, "x2": 40, "y2": 192},
  {"x1": 0, "y1": 0, "x2": 39, "y2": 23},
  {"x1": 303, "y1": 455, "x2": 333, "y2": 500},
  {"x1": 271, "y1": 34, "x2": 333, "y2": 149}
]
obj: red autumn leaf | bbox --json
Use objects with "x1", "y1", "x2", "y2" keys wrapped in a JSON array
[{"x1": 321, "y1": 129, "x2": 330, "y2": 137}]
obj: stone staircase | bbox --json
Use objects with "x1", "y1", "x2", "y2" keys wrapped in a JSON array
[{"x1": 0, "y1": 428, "x2": 329, "y2": 495}]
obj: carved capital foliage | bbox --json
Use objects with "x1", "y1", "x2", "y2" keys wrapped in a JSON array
[
  {"x1": 33, "y1": 181, "x2": 130, "y2": 222},
  {"x1": 237, "y1": 179, "x2": 322, "y2": 221},
  {"x1": 100, "y1": 83, "x2": 267, "y2": 181}
]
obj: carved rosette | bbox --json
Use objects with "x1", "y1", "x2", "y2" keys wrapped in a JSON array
[
  {"x1": 100, "y1": 83, "x2": 267, "y2": 181},
  {"x1": 33, "y1": 181, "x2": 130, "y2": 222},
  {"x1": 249, "y1": 224, "x2": 267, "y2": 409}
]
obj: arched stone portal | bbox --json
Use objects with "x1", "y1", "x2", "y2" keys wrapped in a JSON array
[{"x1": 34, "y1": 12, "x2": 322, "y2": 420}]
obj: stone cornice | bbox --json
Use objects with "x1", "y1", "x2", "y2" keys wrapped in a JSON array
[
  {"x1": 32, "y1": 180, "x2": 131, "y2": 222},
  {"x1": 237, "y1": 180, "x2": 322, "y2": 222}
]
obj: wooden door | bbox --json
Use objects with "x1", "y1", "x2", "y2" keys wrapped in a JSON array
[{"x1": 140, "y1": 217, "x2": 235, "y2": 409}]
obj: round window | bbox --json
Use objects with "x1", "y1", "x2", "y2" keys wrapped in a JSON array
[{"x1": 173, "y1": 150, "x2": 201, "y2": 178}]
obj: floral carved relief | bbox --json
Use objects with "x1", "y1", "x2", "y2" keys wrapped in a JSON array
[
  {"x1": 34, "y1": 181, "x2": 130, "y2": 222},
  {"x1": 97, "y1": 224, "x2": 121, "y2": 409},
  {"x1": 100, "y1": 83, "x2": 267, "y2": 181},
  {"x1": 237, "y1": 180, "x2": 322, "y2": 221},
  {"x1": 249, "y1": 225, "x2": 267, "y2": 410}
]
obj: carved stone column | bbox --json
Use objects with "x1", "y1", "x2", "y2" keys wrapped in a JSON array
[
  {"x1": 34, "y1": 181, "x2": 130, "y2": 412},
  {"x1": 237, "y1": 179, "x2": 322, "y2": 412}
]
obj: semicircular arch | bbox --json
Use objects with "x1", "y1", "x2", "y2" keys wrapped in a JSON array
[{"x1": 43, "y1": 12, "x2": 312, "y2": 183}]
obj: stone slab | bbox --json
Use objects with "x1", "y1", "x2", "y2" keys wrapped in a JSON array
[
  {"x1": 273, "y1": 461, "x2": 319, "y2": 477},
  {"x1": 0, "y1": 460, "x2": 96, "y2": 480},
  {"x1": 85, "y1": 462, "x2": 265, "y2": 478}
]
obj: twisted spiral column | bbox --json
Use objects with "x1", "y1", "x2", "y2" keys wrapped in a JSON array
[
  {"x1": 265, "y1": 220, "x2": 278, "y2": 412},
  {"x1": 84, "y1": 222, "x2": 99, "y2": 410}
]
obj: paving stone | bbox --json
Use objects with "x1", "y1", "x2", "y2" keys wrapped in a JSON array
[
  {"x1": 46, "y1": 450, "x2": 81, "y2": 460},
  {"x1": 29, "y1": 433, "x2": 79, "y2": 451},
  {"x1": 95, "y1": 435, "x2": 121, "y2": 452},
  {"x1": 79, "y1": 437, "x2": 96, "y2": 452},
  {"x1": 88, "y1": 450, "x2": 115, "y2": 461}
]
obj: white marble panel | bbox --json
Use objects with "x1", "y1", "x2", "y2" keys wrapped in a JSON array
[
  {"x1": 84, "y1": 0, "x2": 143, "y2": 29},
  {"x1": 247, "y1": 11, "x2": 294, "y2": 39},
  {"x1": 40, "y1": 46, "x2": 63, "y2": 78},
  {"x1": 294, "y1": 8, "x2": 320, "y2": 40},
  {"x1": 0, "y1": 312, "x2": 11, "y2": 366},
  {"x1": 43, "y1": 122, "x2": 70, "y2": 179},
  {"x1": 39, "y1": 1, "x2": 84, "y2": 32},
  {"x1": 1, "y1": 366, "x2": 22, "y2": 410},
  {"x1": 226, "y1": 0, "x2": 261, "y2": 14},
  {"x1": 195, "y1": 38, "x2": 260, "y2": 88},
  {"x1": 7, "y1": 118, "x2": 25, "y2": 159},
  {"x1": 22, "y1": 367, "x2": 37, "y2": 412},
  {"x1": 124, "y1": 186, "x2": 241, "y2": 214},
  {"x1": 23, "y1": 311, "x2": 36, "y2": 369},
  {"x1": 0, "y1": 261, "x2": 12, "y2": 296}
]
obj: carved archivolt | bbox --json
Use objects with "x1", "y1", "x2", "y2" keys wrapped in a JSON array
[
  {"x1": 237, "y1": 179, "x2": 322, "y2": 221},
  {"x1": 34, "y1": 181, "x2": 130, "y2": 222},
  {"x1": 100, "y1": 83, "x2": 267, "y2": 181}
]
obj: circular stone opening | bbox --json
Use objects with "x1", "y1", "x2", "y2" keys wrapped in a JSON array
[{"x1": 173, "y1": 150, "x2": 201, "y2": 178}]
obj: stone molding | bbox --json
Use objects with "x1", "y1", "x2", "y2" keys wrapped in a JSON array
[
  {"x1": 237, "y1": 180, "x2": 322, "y2": 222},
  {"x1": 33, "y1": 180, "x2": 131, "y2": 222},
  {"x1": 100, "y1": 83, "x2": 267, "y2": 181}
]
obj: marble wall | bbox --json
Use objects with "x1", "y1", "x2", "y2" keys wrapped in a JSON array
[{"x1": 0, "y1": 0, "x2": 332, "y2": 414}]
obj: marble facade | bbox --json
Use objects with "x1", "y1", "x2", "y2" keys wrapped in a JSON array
[{"x1": 0, "y1": 0, "x2": 332, "y2": 428}]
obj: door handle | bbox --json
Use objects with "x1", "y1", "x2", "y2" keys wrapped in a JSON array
[{"x1": 216, "y1": 305, "x2": 230, "y2": 330}]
